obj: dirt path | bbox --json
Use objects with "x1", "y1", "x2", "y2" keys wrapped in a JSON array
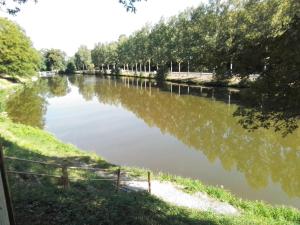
[{"x1": 123, "y1": 180, "x2": 240, "y2": 216}]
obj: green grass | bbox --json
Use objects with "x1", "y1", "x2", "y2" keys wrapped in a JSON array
[{"x1": 0, "y1": 81, "x2": 299, "y2": 225}]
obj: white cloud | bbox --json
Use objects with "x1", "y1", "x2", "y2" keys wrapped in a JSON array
[{"x1": 1, "y1": 0, "x2": 206, "y2": 56}]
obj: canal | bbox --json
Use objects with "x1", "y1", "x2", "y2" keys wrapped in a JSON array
[{"x1": 6, "y1": 75, "x2": 300, "y2": 209}]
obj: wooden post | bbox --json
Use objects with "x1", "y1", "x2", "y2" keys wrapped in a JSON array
[
  {"x1": 116, "y1": 168, "x2": 121, "y2": 192},
  {"x1": 0, "y1": 143, "x2": 16, "y2": 225},
  {"x1": 147, "y1": 171, "x2": 151, "y2": 194},
  {"x1": 61, "y1": 165, "x2": 69, "y2": 189}
]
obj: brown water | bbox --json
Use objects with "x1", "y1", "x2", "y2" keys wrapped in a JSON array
[{"x1": 6, "y1": 75, "x2": 300, "y2": 209}]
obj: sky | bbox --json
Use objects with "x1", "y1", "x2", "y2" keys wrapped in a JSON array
[{"x1": 1, "y1": 0, "x2": 206, "y2": 56}]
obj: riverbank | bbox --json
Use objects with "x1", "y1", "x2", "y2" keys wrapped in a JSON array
[
  {"x1": 0, "y1": 79, "x2": 299, "y2": 225},
  {"x1": 76, "y1": 70, "x2": 254, "y2": 88}
]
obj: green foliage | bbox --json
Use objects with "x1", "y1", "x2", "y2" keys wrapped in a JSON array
[
  {"x1": 233, "y1": 10, "x2": 300, "y2": 136},
  {"x1": 65, "y1": 60, "x2": 76, "y2": 74},
  {"x1": 88, "y1": 0, "x2": 299, "y2": 78},
  {"x1": 0, "y1": 17, "x2": 41, "y2": 77},
  {"x1": 74, "y1": 45, "x2": 93, "y2": 70},
  {"x1": 41, "y1": 49, "x2": 66, "y2": 72}
]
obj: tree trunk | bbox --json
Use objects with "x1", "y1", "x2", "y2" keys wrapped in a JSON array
[
  {"x1": 171, "y1": 61, "x2": 173, "y2": 74},
  {"x1": 179, "y1": 62, "x2": 181, "y2": 74},
  {"x1": 149, "y1": 59, "x2": 151, "y2": 73}
]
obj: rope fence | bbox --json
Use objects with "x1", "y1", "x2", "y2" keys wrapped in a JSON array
[{"x1": 4, "y1": 156, "x2": 152, "y2": 193}]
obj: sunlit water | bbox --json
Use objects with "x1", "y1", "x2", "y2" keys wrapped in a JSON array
[{"x1": 6, "y1": 75, "x2": 300, "y2": 209}]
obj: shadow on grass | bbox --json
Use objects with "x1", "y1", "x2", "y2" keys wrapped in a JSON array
[{"x1": 2, "y1": 139, "x2": 224, "y2": 225}]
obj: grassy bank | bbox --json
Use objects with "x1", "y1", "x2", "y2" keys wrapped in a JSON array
[{"x1": 0, "y1": 80, "x2": 299, "y2": 225}]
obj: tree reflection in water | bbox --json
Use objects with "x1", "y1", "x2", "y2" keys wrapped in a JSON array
[
  {"x1": 6, "y1": 76, "x2": 70, "y2": 128},
  {"x1": 73, "y1": 76, "x2": 300, "y2": 198}
]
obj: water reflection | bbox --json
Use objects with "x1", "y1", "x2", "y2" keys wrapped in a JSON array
[
  {"x1": 73, "y1": 76, "x2": 300, "y2": 198},
  {"x1": 6, "y1": 76, "x2": 70, "y2": 128},
  {"x1": 6, "y1": 75, "x2": 300, "y2": 207}
]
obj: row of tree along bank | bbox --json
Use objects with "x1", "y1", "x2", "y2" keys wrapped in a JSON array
[
  {"x1": 1, "y1": 1, "x2": 299, "y2": 83},
  {"x1": 38, "y1": 0, "x2": 299, "y2": 83},
  {"x1": 2, "y1": 0, "x2": 295, "y2": 88}
]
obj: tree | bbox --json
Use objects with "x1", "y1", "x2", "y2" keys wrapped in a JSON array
[
  {"x1": 42, "y1": 49, "x2": 66, "y2": 72},
  {"x1": 91, "y1": 43, "x2": 107, "y2": 70},
  {"x1": 74, "y1": 45, "x2": 93, "y2": 70},
  {"x1": 234, "y1": 12, "x2": 300, "y2": 136},
  {"x1": 65, "y1": 60, "x2": 76, "y2": 74},
  {"x1": 0, "y1": 17, "x2": 40, "y2": 77}
]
